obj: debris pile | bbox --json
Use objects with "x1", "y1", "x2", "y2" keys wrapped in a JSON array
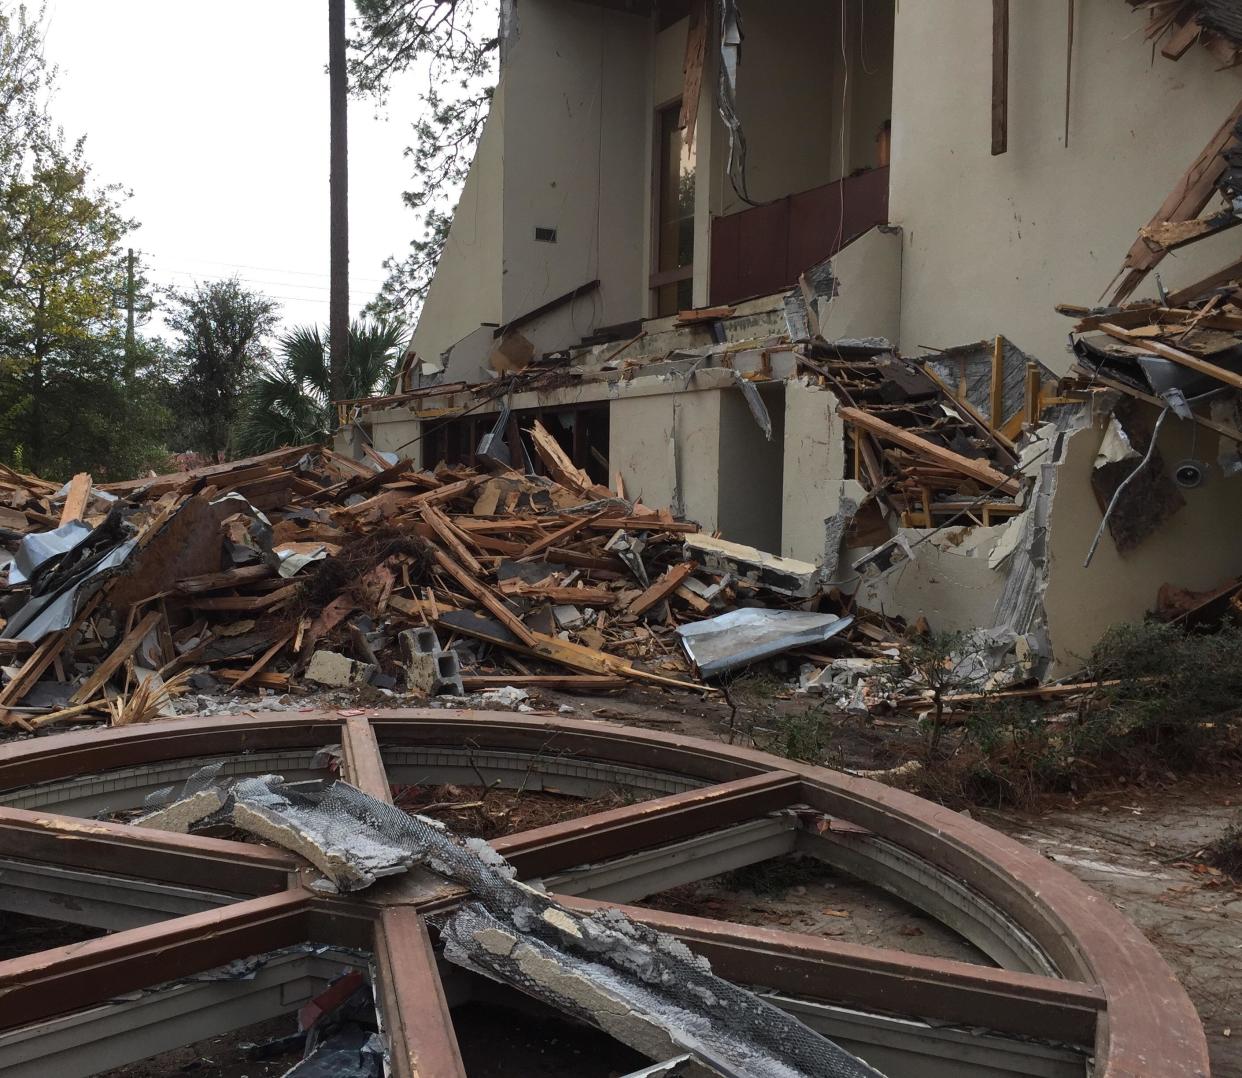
[{"x1": 0, "y1": 428, "x2": 891, "y2": 730}]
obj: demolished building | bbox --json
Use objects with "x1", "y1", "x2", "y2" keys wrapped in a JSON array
[{"x1": 336, "y1": 0, "x2": 1242, "y2": 678}]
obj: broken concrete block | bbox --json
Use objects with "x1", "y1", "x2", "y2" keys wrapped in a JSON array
[
  {"x1": 478, "y1": 685, "x2": 530, "y2": 709},
  {"x1": 404, "y1": 652, "x2": 439, "y2": 695},
  {"x1": 305, "y1": 650, "x2": 376, "y2": 689},
  {"x1": 683, "y1": 533, "x2": 818, "y2": 598},
  {"x1": 399, "y1": 627, "x2": 441, "y2": 659}
]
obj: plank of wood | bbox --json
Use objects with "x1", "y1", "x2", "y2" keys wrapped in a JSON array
[
  {"x1": 1097, "y1": 323, "x2": 1242, "y2": 392},
  {"x1": 228, "y1": 630, "x2": 294, "y2": 690},
  {"x1": 421, "y1": 504, "x2": 484, "y2": 576},
  {"x1": 433, "y1": 548, "x2": 538, "y2": 647},
  {"x1": 58, "y1": 473, "x2": 92, "y2": 525},
  {"x1": 469, "y1": 534, "x2": 625, "y2": 573},
  {"x1": 837, "y1": 407, "x2": 1021, "y2": 495},
  {"x1": 989, "y1": 336, "x2": 1005, "y2": 429},
  {"x1": 460, "y1": 675, "x2": 627, "y2": 692},
  {"x1": 1161, "y1": 12, "x2": 1201, "y2": 60},
  {"x1": 214, "y1": 669, "x2": 290, "y2": 690},
  {"x1": 629, "y1": 561, "x2": 697, "y2": 616},
  {"x1": 918, "y1": 364, "x2": 1017, "y2": 459},
  {"x1": 1110, "y1": 95, "x2": 1242, "y2": 304},
  {"x1": 69, "y1": 609, "x2": 164, "y2": 707},
  {"x1": 992, "y1": 0, "x2": 1009, "y2": 156},
  {"x1": 517, "y1": 511, "x2": 606, "y2": 560},
  {"x1": 496, "y1": 581, "x2": 617, "y2": 607},
  {"x1": 175, "y1": 564, "x2": 274, "y2": 594},
  {"x1": 677, "y1": 305, "x2": 734, "y2": 324},
  {"x1": 188, "y1": 585, "x2": 298, "y2": 612},
  {"x1": 443, "y1": 613, "x2": 708, "y2": 693}
]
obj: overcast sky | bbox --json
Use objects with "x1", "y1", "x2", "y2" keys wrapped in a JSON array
[{"x1": 43, "y1": 1, "x2": 434, "y2": 335}]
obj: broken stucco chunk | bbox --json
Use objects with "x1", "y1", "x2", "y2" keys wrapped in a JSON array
[
  {"x1": 683, "y1": 534, "x2": 817, "y2": 598},
  {"x1": 132, "y1": 786, "x2": 227, "y2": 833},
  {"x1": 305, "y1": 649, "x2": 376, "y2": 689},
  {"x1": 230, "y1": 776, "x2": 417, "y2": 892}
]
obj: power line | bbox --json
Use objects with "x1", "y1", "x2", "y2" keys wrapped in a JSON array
[{"x1": 145, "y1": 254, "x2": 388, "y2": 285}]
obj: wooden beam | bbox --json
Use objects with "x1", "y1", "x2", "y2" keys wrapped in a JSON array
[
  {"x1": 1109, "y1": 95, "x2": 1242, "y2": 304},
  {"x1": 992, "y1": 0, "x2": 1010, "y2": 156},
  {"x1": 990, "y1": 336, "x2": 1005, "y2": 429},
  {"x1": 629, "y1": 561, "x2": 698, "y2": 616},
  {"x1": 517, "y1": 511, "x2": 606, "y2": 560},
  {"x1": 838, "y1": 406, "x2": 1021, "y2": 495},
  {"x1": 420, "y1": 504, "x2": 484, "y2": 576},
  {"x1": 69, "y1": 610, "x2": 163, "y2": 707},
  {"x1": 58, "y1": 473, "x2": 91, "y2": 525},
  {"x1": 1166, "y1": 257, "x2": 1242, "y2": 306},
  {"x1": 1097, "y1": 323, "x2": 1242, "y2": 393},
  {"x1": 1161, "y1": 13, "x2": 1201, "y2": 60},
  {"x1": 433, "y1": 548, "x2": 538, "y2": 647}
]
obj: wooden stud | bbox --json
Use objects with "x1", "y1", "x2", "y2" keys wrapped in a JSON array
[{"x1": 992, "y1": 0, "x2": 1009, "y2": 156}]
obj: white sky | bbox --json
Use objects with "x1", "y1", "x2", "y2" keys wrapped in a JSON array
[{"x1": 43, "y1": 0, "x2": 431, "y2": 335}]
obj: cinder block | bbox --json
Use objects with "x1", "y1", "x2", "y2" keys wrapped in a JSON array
[
  {"x1": 433, "y1": 650, "x2": 464, "y2": 696},
  {"x1": 400, "y1": 627, "x2": 441, "y2": 660}
]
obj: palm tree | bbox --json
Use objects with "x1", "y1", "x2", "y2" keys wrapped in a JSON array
[{"x1": 235, "y1": 318, "x2": 405, "y2": 454}]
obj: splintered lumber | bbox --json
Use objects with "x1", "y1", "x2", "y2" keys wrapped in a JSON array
[
  {"x1": 433, "y1": 548, "x2": 538, "y2": 647},
  {"x1": 496, "y1": 580, "x2": 616, "y2": 607},
  {"x1": 69, "y1": 609, "x2": 164, "y2": 706},
  {"x1": 517, "y1": 510, "x2": 607, "y2": 560},
  {"x1": 529, "y1": 420, "x2": 594, "y2": 494},
  {"x1": 837, "y1": 407, "x2": 1021, "y2": 496},
  {"x1": 1109, "y1": 95, "x2": 1242, "y2": 304},
  {"x1": 58, "y1": 472, "x2": 91, "y2": 525},
  {"x1": 228, "y1": 630, "x2": 295, "y2": 690},
  {"x1": 421, "y1": 504, "x2": 484, "y2": 575},
  {"x1": 1097, "y1": 324, "x2": 1242, "y2": 393},
  {"x1": 628, "y1": 561, "x2": 697, "y2": 616}
]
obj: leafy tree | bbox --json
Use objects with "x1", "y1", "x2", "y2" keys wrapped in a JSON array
[
  {"x1": 165, "y1": 279, "x2": 279, "y2": 460},
  {"x1": 236, "y1": 318, "x2": 405, "y2": 454},
  {"x1": 0, "y1": 136, "x2": 139, "y2": 476},
  {"x1": 0, "y1": 3, "x2": 52, "y2": 178},
  {"x1": 349, "y1": 0, "x2": 497, "y2": 319}
]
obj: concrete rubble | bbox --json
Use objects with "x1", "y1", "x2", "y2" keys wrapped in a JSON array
[{"x1": 157, "y1": 769, "x2": 886, "y2": 1078}]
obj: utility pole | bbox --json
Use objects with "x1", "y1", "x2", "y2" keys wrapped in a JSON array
[
  {"x1": 328, "y1": 0, "x2": 349, "y2": 422},
  {"x1": 125, "y1": 247, "x2": 135, "y2": 366}
]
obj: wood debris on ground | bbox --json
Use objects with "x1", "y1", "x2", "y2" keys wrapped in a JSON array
[{"x1": 0, "y1": 431, "x2": 916, "y2": 731}]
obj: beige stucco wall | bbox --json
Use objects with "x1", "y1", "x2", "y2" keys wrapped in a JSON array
[
  {"x1": 890, "y1": 2, "x2": 1242, "y2": 372},
  {"x1": 408, "y1": 85, "x2": 505, "y2": 371},
  {"x1": 849, "y1": 525, "x2": 1009, "y2": 631},
  {"x1": 499, "y1": 0, "x2": 650, "y2": 355},
  {"x1": 817, "y1": 225, "x2": 902, "y2": 344},
  {"x1": 1044, "y1": 409, "x2": 1242, "y2": 675},
  {"x1": 609, "y1": 387, "x2": 722, "y2": 531},
  {"x1": 781, "y1": 379, "x2": 860, "y2": 566}
]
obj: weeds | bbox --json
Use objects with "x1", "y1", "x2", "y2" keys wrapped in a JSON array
[
  {"x1": 1205, "y1": 820, "x2": 1242, "y2": 880},
  {"x1": 913, "y1": 620, "x2": 1242, "y2": 807}
]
